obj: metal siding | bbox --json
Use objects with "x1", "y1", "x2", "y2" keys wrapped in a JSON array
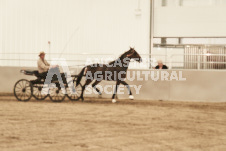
[
  {"x1": 154, "y1": 6, "x2": 226, "y2": 37},
  {"x1": 0, "y1": 0, "x2": 150, "y2": 66}
]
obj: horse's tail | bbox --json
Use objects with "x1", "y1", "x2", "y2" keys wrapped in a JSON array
[{"x1": 76, "y1": 67, "x2": 86, "y2": 86}]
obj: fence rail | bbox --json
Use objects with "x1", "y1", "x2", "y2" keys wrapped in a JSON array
[
  {"x1": 152, "y1": 44, "x2": 226, "y2": 70},
  {"x1": 1, "y1": 44, "x2": 226, "y2": 70}
]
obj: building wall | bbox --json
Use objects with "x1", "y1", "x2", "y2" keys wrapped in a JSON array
[
  {"x1": 0, "y1": 0, "x2": 150, "y2": 66},
  {"x1": 154, "y1": 1, "x2": 226, "y2": 37}
]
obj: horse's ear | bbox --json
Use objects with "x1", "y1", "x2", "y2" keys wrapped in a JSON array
[
  {"x1": 129, "y1": 47, "x2": 135, "y2": 51},
  {"x1": 127, "y1": 49, "x2": 135, "y2": 57}
]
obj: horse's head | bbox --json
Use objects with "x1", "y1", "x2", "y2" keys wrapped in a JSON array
[{"x1": 125, "y1": 47, "x2": 142, "y2": 63}]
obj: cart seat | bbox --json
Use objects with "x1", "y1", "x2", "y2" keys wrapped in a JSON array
[
  {"x1": 21, "y1": 69, "x2": 68, "y2": 83},
  {"x1": 21, "y1": 70, "x2": 40, "y2": 77}
]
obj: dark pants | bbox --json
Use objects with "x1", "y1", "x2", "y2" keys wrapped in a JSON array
[{"x1": 40, "y1": 67, "x2": 65, "y2": 89}]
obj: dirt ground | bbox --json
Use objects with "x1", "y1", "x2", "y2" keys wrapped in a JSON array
[{"x1": 0, "y1": 96, "x2": 226, "y2": 151}]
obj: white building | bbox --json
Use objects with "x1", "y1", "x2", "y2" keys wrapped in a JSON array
[{"x1": 0, "y1": 0, "x2": 226, "y2": 68}]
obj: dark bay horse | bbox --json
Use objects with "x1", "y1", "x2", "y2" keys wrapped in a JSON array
[{"x1": 76, "y1": 47, "x2": 142, "y2": 103}]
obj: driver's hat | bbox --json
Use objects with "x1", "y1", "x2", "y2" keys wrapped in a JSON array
[{"x1": 39, "y1": 51, "x2": 46, "y2": 56}]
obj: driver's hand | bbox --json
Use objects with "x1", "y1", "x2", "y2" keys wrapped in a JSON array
[{"x1": 50, "y1": 65, "x2": 58, "y2": 69}]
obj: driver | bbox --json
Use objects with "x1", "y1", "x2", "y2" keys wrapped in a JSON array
[
  {"x1": 37, "y1": 51, "x2": 65, "y2": 92},
  {"x1": 37, "y1": 51, "x2": 50, "y2": 74},
  {"x1": 37, "y1": 51, "x2": 59, "y2": 80}
]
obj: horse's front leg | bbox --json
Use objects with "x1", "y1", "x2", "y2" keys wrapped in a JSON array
[
  {"x1": 120, "y1": 81, "x2": 134, "y2": 100},
  {"x1": 112, "y1": 80, "x2": 120, "y2": 103},
  {"x1": 92, "y1": 80, "x2": 102, "y2": 96}
]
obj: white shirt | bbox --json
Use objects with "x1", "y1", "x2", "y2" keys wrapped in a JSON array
[{"x1": 37, "y1": 58, "x2": 50, "y2": 73}]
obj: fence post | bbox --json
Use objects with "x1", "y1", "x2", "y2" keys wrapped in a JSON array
[
  {"x1": 169, "y1": 54, "x2": 172, "y2": 69},
  {"x1": 197, "y1": 55, "x2": 200, "y2": 70}
]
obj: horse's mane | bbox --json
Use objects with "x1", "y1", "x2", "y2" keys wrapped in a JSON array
[{"x1": 108, "y1": 52, "x2": 127, "y2": 65}]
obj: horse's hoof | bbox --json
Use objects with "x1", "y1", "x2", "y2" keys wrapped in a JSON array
[
  {"x1": 112, "y1": 99, "x2": 117, "y2": 103},
  {"x1": 129, "y1": 95, "x2": 134, "y2": 100},
  {"x1": 98, "y1": 94, "x2": 102, "y2": 98}
]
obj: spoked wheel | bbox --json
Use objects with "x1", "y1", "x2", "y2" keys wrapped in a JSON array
[
  {"x1": 49, "y1": 86, "x2": 66, "y2": 102},
  {"x1": 32, "y1": 84, "x2": 49, "y2": 100},
  {"x1": 14, "y1": 79, "x2": 32, "y2": 101},
  {"x1": 66, "y1": 81, "x2": 82, "y2": 101}
]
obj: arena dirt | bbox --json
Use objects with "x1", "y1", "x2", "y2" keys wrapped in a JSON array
[{"x1": 0, "y1": 96, "x2": 226, "y2": 151}]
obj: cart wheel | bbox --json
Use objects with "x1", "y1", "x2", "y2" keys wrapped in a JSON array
[
  {"x1": 14, "y1": 79, "x2": 32, "y2": 102},
  {"x1": 49, "y1": 86, "x2": 66, "y2": 102},
  {"x1": 32, "y1": 84, "x2": 49, "y2": 100},
  {"x1": 67, "y1": 81, "x2": 82, "y2": 101}
]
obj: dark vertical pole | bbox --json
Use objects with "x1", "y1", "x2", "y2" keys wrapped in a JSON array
[
  {"x1": 179, "y1": 0, "x2": 183, "y2": 6},
  {"x1": 161, "y1": 0, "x2": 167, "y2": 46},
  {"x1": 149, "y1": 0, "x2": 154, "y2": 69},
  {"x1": 178, "y1": 37, "x2": 182, "y2": 44},
  {"x1": 161, "y1": 38, "x2": 167, "y2": 45},
  {"x1": 162, "y1": 0, "x2": 167, "y2": 6}
]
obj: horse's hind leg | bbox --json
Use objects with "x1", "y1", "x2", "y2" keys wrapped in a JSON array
[
  {"x1": 80, "y1": 79, "x2": 92, "y2": 101},
  {"x1": 92, "y1": 80, "x2": 102, "y2": 95},
  {"x1": 120, "y1": 81, "x2": 134, "y2": 100}
]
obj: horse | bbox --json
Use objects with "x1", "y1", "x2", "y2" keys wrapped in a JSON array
[{"x1": 76, "y1": 47, "x2": 142, "y2": 103}]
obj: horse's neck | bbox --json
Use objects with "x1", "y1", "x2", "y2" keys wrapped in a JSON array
[{"x1": 111, "y1": 57, "x2": 131, "y2": 70}]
